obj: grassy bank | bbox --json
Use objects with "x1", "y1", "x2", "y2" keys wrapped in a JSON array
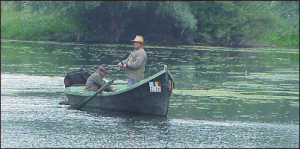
[
  {"x1": 256, "y1": 29, "x2": 299, "y2": 47},
  {"x1": 1, "y1": 3, "x2": 77, "y2": 41}
]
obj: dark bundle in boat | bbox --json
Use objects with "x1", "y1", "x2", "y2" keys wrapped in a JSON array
[{"x1": 64, "y1": 68, "x2": 90, "y2": 87}]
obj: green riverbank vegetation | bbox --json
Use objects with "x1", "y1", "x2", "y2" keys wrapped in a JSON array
[{"x1": 1, "y1": 1, "x2": 299, "y2": 47}]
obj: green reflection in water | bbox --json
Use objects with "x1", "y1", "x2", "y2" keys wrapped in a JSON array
[{"x1": 1, "y1": 40, "x2": 299, "y2": 124}]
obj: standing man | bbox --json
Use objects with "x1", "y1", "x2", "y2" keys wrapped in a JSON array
[
  {"x1": 117, "y1": 35, "x2": 147, "y2": 86},
  {"x1": 85, "y1": 64, "x2": 116, "y2": 92}
]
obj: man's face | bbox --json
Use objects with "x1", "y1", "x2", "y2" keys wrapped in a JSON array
[
  {"x1": 133, "y1": 41, "x2": 143, "y2": 49},
  {"x1": 99, "y1": 70, "x2": 107, "y2": 76}
]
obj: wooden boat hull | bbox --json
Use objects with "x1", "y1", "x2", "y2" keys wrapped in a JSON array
[{"x1": 65, "y1": 65, "x2": 175, "y2": 117}]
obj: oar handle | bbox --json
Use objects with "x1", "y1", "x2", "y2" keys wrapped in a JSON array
[
  {"x1": 71, "y1": 80, "x2": 114, "y2": 110},
  {"x1": 94, "y1": 80, "x2": 114, "y2": 95}
]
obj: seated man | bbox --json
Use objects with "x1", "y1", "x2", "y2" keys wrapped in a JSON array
[{"x1": 85, "y1": 64, "x2": 116, "y2": 92}]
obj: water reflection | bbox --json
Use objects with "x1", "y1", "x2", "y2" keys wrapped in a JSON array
[
  {"x1": 169, "y1": 94, "x2": 298, "y2": 124},
  {"x1": 1, "y1": 40, "x2": 299, "y2": 124},
  {"x1": 1, "y1": 49, "x2": 299, "y2": 148},
  {"x1": 84, "y1": 110, "x2": 171, "y2": 147},
  {"x1": 86, "y1": 110, "x2": 169, "y2": 135}
]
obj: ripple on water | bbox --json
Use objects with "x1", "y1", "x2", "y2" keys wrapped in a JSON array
[{"x1": 1, "y1": 42, "x2": 299, "y2": 148}]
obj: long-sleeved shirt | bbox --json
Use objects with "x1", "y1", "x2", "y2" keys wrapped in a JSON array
[
  {"x1": 85, "y1": 71, "x2": 111, "y2": 92},
  {"x1": 122, "y1": 47, "x2": 147, "y2": 80}
]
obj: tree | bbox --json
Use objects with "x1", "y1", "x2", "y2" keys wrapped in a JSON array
[
  {"x1": 271, "y1": 1, "x2": 299, "y2": 27},
  {"x1": 154, "y1": 1, "x2": 197, "y2": 44},
  {"x1": 13, "y1": 1, "x2": 22, "y2": 12},
  {"x1": 272, "y1": 1, "x2": 299, "y2": 46},
  {"x1": 59, "y1": 1, "x2": 198, "y2": 44},
  {"x1": 7, "y1": 1, "x2": 298, "y2": 46},
  {"x1": 189, "y1": 1, "x2": 278, "y2": 46}
]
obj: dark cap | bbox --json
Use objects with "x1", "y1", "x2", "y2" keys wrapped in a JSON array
[{"x1": 98, "y1": 64, "x2": 108, "y2": 73}]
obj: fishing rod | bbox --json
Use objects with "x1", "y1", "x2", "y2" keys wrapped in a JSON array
[
  {"x1": 108, "y1": 62, "x2": 166, "y2": 77},
  {"x1": 67, "y1": 60, "x2": 166, "y2": 78}
]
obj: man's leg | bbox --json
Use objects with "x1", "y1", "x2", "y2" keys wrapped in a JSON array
[{"x1": 127, "y1": 78, "x2": 140, "y2": 87}]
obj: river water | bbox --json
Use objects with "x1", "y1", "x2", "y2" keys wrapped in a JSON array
[{"x1": 1, "y1": 40, "x2": 299, "y2": 148}]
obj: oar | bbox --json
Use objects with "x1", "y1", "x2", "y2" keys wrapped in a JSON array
[{"x1": 70, "y1": 80, "x2": 114, "y2": 110}]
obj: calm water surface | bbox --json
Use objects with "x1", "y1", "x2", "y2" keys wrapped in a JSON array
[{"x1": 1, "y1": 40, "x2": 299, "y2": 148}]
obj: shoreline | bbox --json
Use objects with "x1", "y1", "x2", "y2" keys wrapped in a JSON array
[{"x1": 1, "y1": 38, "x2": 299, "y2": 50}]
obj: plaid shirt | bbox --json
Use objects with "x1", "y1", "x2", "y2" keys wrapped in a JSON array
[{"x1": 122, "y1": 48, "x2": 147, "y2": 80}]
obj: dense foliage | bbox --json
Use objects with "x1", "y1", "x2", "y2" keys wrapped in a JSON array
[{"x1": 1, "y1": 1, "x2": 298, "y2": 46}]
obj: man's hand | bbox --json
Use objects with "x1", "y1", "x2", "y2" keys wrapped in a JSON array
[
  {"x1": 111, "y1": 85, "x2": 116, "y2": 91},
  {"x1": 117, "y1": 62, "x2": 123, "y2": 68},
  {"x1": 122, "y1": 64, "x2": 127, "y2": 69}
]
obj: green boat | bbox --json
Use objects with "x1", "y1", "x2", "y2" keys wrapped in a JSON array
[{"x1": 64, "y1": 65, "x2": 175, "y2": 117}]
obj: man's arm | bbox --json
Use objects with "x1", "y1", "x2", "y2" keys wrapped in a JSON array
[
  {"x1": 95, "y1": 76, "x2": 106, "y2": 89},
  {"x1": 122, "y1": 52, "x2": 132, "y2": 65},
  {"x1": 127, "y1": 51, "x2": 146, "y2": 69}
]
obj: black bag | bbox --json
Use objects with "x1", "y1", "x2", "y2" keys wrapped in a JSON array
[{"x1": 64, "y1": 69, "x2": 91, "y2": 87}]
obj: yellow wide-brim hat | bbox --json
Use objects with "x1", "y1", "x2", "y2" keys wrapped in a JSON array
[{"x1": 131, "y1": 35, "x2": 145, "y2": 43}]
